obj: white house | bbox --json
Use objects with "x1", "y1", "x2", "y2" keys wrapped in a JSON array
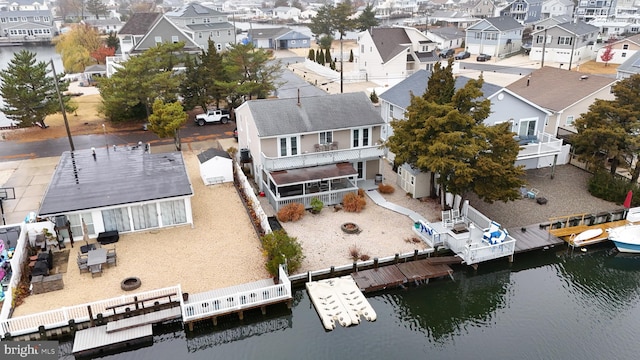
[
  {"x1": 273, "y1": 6, "x2": 302, "y2": 21},
  {"x1": 596, "y1": 33, "x2": 640, "y2": 65},
  {"x1": 197, "y1": 148, "x2": 233, "y2": 185}
]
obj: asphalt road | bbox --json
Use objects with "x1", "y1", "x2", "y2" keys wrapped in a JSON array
[{"x1": 0, "y1": 121, "x2": 236, "y2": 162}]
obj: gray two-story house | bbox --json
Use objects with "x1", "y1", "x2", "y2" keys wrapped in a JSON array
[
  {"x1": 529, "y1": 20, "x2": 599, "y2": 65},
  {"x1": 465, "y1": 16, "x2": 525, "y2": 57},
  {"x1": 500, "y1": 0, "x2": 544, "y2": 24},
  {"x1": 0, "y1": 0, "x2": 55, "y2": 43},
  {"x1": 165, "y1": 2, "x2": 235, "y2": 51},
  {"x1": 235, "y1": 92, "x2": 385, "y2": 211}
]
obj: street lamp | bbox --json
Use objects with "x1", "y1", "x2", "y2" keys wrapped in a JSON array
[{"x1": 49, "y1": 59, "x2": 74, "y2": 151}]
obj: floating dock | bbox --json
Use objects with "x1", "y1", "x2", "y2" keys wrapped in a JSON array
[
  {"x1": 72, "y1": 324, "x2": 153, "y2": 358},
  {"x1": 351, "y1": 257, "x2": 459, "y2": 293},
  {"x1": 306, "y1": 276, "x2": 377, "y2": 330}
]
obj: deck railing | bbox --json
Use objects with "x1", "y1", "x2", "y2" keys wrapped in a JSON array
[
  {"x1": 181, "y1": 266, "x2": 291, "y2": 323},
  {"x1": 446, "y1": 234, "x2": 517, "y2": 265},
  {"x1": 517, "y1": 132, "x2": 563, "y2": 160},
  {"x1": 266, "y1": 186, "x2": 357, "y2": 211},
  {"x1": 261, "y1": 146, "x2": 384, "y2": 172},
  {"x1": 0, "y1": 285, "x2": 181, "y2": 338}
]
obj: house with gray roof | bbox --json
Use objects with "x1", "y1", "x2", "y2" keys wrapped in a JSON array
[
  {"x1": 426, "y1": 27, "x2": 466, "y2": 50},
  {"x1": 506, "y1": 66, "x2": 616, "y2": 138},
  {"x1": 0, "y1": 8, "x2": 55, "y2": 43},
  {"x1": 357, "y1": 26, "x2": 438, "y2": 87},
  {"x1": 465, "y1": 16, "x2": 524, "y2": 57},
  {"x1": 616, "y1": 51, "x2": 640, "y2": 79},
  {"x1": 378, "y1": 69, "x2": 563, "y2": 190},
  {"x1": 234, "y1": 92, "x2": 385, "y2": 210},
  {"x1": 248, "y1": 27, "x2": 310, "y2": 50},
  {"x1": 38, "y1": 147, "x2": 194, "y2": 240},
  {"x1": 529, "y1": 20, "x2": 599, "y2": 65},
  {"x1": 84, "y1": 18, "x2": 124, "y2": 34},
  {"x1": 499, "y1": 0, "x2": 544, "y2": 24},
  {"x1": 165, "y1": 2, "x2": 234, "y2": 51}
]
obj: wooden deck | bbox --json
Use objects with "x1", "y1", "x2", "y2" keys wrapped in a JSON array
[
  {"x1": 106, "y1": 307, "x2": 181, "y2": 333},
  {"x1": 351, "y1": 258, "x2": 457, "y2": 293},
  {"x1": 72, "y1": 324, "x2": 153, "y2": 357},
  {"x1": 548, "y1": 219, "x2": 628, "y2": 247},
  {"x1": 508, "y1": 224, "x2": 564, "y2": 253}
]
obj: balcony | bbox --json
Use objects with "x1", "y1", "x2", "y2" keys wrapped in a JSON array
[
  {"x1": 515, "y1": 132, "x2": 563, "y2": 161},
  {"x1": 261, "y1": 146, "x2": 384, "y2": 172}
]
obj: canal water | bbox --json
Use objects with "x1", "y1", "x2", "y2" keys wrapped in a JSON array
[{"x1": 55, "y1": 245, "x2": 640, "y2": 359}]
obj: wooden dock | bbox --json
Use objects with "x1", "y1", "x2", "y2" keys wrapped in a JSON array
[
  {"x1": 72, "y1": 324, "x2": 153, "y2": 358},
  {"x1": 508, "y1": 224, "x2": 564, "y2": 253},
  {"x1": 351, "y1": 257, "x2": 459, "y2": 293}
]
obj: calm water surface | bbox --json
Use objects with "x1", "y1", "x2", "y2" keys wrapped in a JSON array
[{"x1": 55, "y1": 246, "x2": 640, "y2": 359}]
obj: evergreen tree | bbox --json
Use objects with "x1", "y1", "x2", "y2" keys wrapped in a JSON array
[
  {"x1": 148, "y1": 99, "x2": 187, "y2": 151},
  {"x1": 106, "y1": 31, "x2": 119, "y2": 52},
  {"x1": 317, "y1": 49, "x2": 325, "y2": 65},
  {"x1": 308, "y1": 48, "x2": 315, "y2": 61},
  {"x1": 370, "y1": 89, "x2": 378, "y2": 103},
  {"x1": 356, "y1": 3, "x2": 379, "y2": 31},
  {"x1": 326, "y1": 48, "x2": 332, "y2": 64},
  {"x1": 0, "y1": 50, "x2": 69, "y2": 128},
  {"x1": 349, "y1": 49, "x2": 354, "y2": 62},
  {"x1": 85, "y1": 0, "x2": 108, "y2": 19},
  {"x1": 423, "y1": 58, "x2": 455, "y2": 105}
]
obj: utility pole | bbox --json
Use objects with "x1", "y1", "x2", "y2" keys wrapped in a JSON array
[
  {"x1": 50, "y1": 59, "x2": 74, "y2": 151},
  {"x1": 541, "y1": 29, "x2": 547, "y2": 68},
  {"x1": 340, "y1": 37, "x2": 344, "y2": 93}
]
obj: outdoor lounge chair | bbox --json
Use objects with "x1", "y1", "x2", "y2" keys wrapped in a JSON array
[{"x1": 442, "y1": 211, "x2": 453, "y2": 228}]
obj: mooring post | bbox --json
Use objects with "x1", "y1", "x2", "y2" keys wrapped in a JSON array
[
  {"x1": 394, "y1": 253, "x2": 399, "y2": 264},
  {"x1": 373, "y1": 258, "x2": 379, "y2": 269},
  {"x1": 134, "y1": 296, "x2": 139, "y2": 310},
  {"x1": 307, "y1": 271, "x2": 312, "y2": 283},
  {"x1": 330, "y1": 266, "x2": 335, "y2": 275},
  {"x1": 352, "y1": 262, "x2": 357, "y2": 273},
  {"x1": 414, "y1": 249, "x2": 419, "y2": 261},
  {"x1": 87, "y1": 305, "x2": 94, "y2": 327}
]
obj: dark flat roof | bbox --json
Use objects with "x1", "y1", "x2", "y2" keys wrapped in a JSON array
[
  {"x1": 270, "y1": 163, "x2": 357, "y2": 186},
  {"x1": 39, "y1": 147, "x2": 193, "y2": 216}
]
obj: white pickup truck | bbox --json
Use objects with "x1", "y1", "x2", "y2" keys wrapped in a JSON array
[{"x1": 195, "y1": 109, "x2": 230, "y2": 126}]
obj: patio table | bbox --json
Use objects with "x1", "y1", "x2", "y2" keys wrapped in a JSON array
[{"x1": 87, "y1": 248, "x2": 106, "y2": 267}]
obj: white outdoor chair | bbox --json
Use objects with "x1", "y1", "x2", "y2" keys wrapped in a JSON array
[
  {"x1": 442, "y1": 210, "x2": 453, "y2": 228},
  {"x1": 451, "y1": 209, "x2": 464, "y2": 224}
]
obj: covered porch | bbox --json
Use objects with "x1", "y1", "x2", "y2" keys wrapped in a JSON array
[{"x1": 265, "y1": 163, "x2": 359, "y2": 211}]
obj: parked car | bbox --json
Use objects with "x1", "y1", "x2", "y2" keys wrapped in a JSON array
[
  {"x1": 454, "y1": 51, "x2": 470, "y2": 60},
  {"x1": 439, "y1": 49, "x2": 455, "y2": 58},
  {"x1": 476, "y1": 54, "x2": 492, "y2": 62},
  {"x1": 195, "y1": 109, "x2": 230, "y2": 126}
]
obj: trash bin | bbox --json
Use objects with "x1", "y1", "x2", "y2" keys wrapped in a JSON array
[{"x1": 375, "y1": 174, "x2": 383, "y2": 184}]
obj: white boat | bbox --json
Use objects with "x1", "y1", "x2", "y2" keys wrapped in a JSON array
[
  {"x1": 607, "y1": 224, "x2": 640, "y2": 253},
  {"x1": 572, "y1": 228, "x2": 604, "y2": 244}
]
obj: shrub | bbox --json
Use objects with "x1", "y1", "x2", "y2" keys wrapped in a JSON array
[
  {"x1": 308, "y1": 48, "x2": 315, "y2": 61},
  {"x1": 310, "y1": 197, "x2": 323, "y2": 213},
  {"x1": 277, "y1": 203, "x2": 305, "y2": 222},
  {"x1": 343, "y1": 192, "x2": 366, "y2": 212},
  {"x1": 262, "y1": 230, "x2": 305, "y2": 276},
  {"x1": 378, "y1": 183, "x2": 395, "y2": 194},
  {"x1": 348, "y1": 245, "x2": 361, "y2": 261},
  {"x1": 357, "y1": 188, "x2": 365, "y2": 198},
  {"x1": 588, "y1": 170, "x2": 639, "y2": 206},
  {"x1": 359, "y1": 254, "x2": 371, "y2": 261}
]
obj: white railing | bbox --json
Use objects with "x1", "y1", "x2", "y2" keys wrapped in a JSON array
[
  {"x1": 1, "y1": 285, "x2": 181, "y2": 337},
  {"x1": 517, "y1": 132, "x2": 563, "y2": 160},
  {"x1": 235, "y1": 162, "x2": 271, "y2": 234},
  {"x1": 261, "y1": 146, "x2": 384, "y2": 172},
  {"x1": 181, "y1": 266, "x2": 291, "y2": 323},
  {"x1": 0, "y1": 224, "x2": 27, "y2": 320},
  {"x1": 267, "y1": 187, "x2": 357, "y2": 211},
  {"x1": 445, "y1": 232, "x2": 516, "y2": 266}
]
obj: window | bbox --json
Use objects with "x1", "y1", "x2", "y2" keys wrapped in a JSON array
[
  {"x1": 21, "y1": 17, "x2": 27, "y2": 22},
  {"x1": 43, "y1": 16, "x2": 50, "y2": 22},
  {"x1": 102, "y1": 208, "x2": 132, "y2": 232},
  {"x1": 536, "y1": 35, "x2": 545, "y2": 43},
  {"x1": 0, "y1": 18, "x2": 4, "y2": 23},
  {"x1": 389, "y1": 104, "x2": 394, "y2": 118},
  {"x1": 160, "y1": 200, "x2": 187, "y2": 226},
  {"x1": 475, "y1": 32, "x2": 482, "y2": 39},
  {"x1": 352, "y1": 127, "x2": 371, "y2": 147},
  {"x1": 558, "y1": 36, "x2": 572, "y2": 45},
  {"x1": 216, "y1": 31, "x2": 220, "y2": 37},
  {"x1": 9, "y1": 17, "x2": 18, "y2": 22},
  {"x1": 216, "y1": 43, "x2": 222, "y2": 51},
  {"x1": 319, "y1": 131, "x2": 333, "y2": 144},
  {"x1": 68, "y1": 213, "x2": 94, "y2": 239},
  {"x1": 484, "y1": 33, "x2": 497, "y2": 40},
  {"x1": 566, "y1": 115, "x2": 574, "y2": 126},
  {"x1": 34, "y1": 16, "x2": 40, "y2": 21},
  {"x1": 623, "y1": 44, "x2": 629, "y2": 49},
  {"x1": 622, "y1": 52, "x2": 627, "y2": 57},
  {"x1": 131, "y1": 203, "x2": 159, "y2": 230},
  {"x1": 172, "y1": 35, "x2": 179, "y2": 43},
  {"x1": 154, "y1": 36, "x2": 162, "y2": 44},
  {"x1": 519, "y1": 118, "x2": 537, "y2": 137},
  {"x1": 279, "y1": 136, "x2": 299, "y2": 156}
]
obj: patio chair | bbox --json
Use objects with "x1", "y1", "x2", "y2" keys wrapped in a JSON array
[
  {"x1": 330, "y1": 141, "x2": 338, "y2": 150},
  {"x1": 442, "y1": 210, "x2": 453, "y2": 228},
  {"x1": 90, "y1": 264, "x2": 102, "y2": 278},
  {"x1": 451, "y1": 209, "x2": 464, "y2": 224},
  {"x1": 314, "y1": 144, "x2": 321, "y2": 152},
  {"x1": 106, "y1": 248, "x2": 117, "y2": 267},
  {"x1": 527, "y1": 188, "x2": 540, "y2": 199}
]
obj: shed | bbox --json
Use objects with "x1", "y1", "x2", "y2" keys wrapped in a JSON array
[
  {"x1": 396, "y1": 163, "x2": 431, "y2": 199},
  {"x1": 197, "y1": 148, "x2": 233, "y2": 185}
]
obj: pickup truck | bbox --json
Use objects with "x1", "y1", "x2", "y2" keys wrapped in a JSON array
[{"x1": 195, "y1": 109, "x2": 230, "y2": 126}]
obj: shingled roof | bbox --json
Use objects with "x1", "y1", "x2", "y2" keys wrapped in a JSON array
[
  {"x1": 118, "y1": 12, "x2": 161, "y2": 36},
  {"x1": 506, "y1": 67, "x2": 615, "y2": 112},
  {"x1": 371, "y1": 27, "x2": 411, "y2": 63},
  {"x1": 241, "y1": 92, "x2": 384, "y2": 138}
]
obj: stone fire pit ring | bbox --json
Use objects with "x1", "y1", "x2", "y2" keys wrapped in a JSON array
[
  {"x1": 121, "y1": 277, "x2": 142, "y2": 291},
  {"x1": 341, "y1": 222, "x2": 361, "y2": 234}
]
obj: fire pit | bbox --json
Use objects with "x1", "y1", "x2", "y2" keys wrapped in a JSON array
[
  {"x1": 120, "y1": 277, "x2": 141, "y2": 291},
  {"x1": 341, "y1": 222, "x2": 361, "y2": 234}
]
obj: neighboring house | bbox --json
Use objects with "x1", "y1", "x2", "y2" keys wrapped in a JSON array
[
  {"x1": 468, "y1": 0, "x2": 498, "y2": 19},
  {"x1": 505, "y1": 66, "x2": 617, "y2": 138},
  {"x1": 596, "y1": 33, "x2": 640, "y2": 64},
  {"x1": 109, "y1": 13, "x2": 201, "y2": 76},
  {"x1": 358, "y1": 26, "x2": 439, "y2": 87},
  {"x1": 529, "y1": 20, "x2": 599, "y2": 65},
  {"x1": 613, "y1": 0, "x2": 640, "y2": 23},
  {"x1": 589, "y1": 20, "x2": 638, "y2": 42},
  {"x1": 273, "y1": 6, "x2": 301, "y2": 21},
  {"x1": 429, "y1": 10, "x2": 478, "y2": 29},
  {"x1": 540, "y1": 0, "x2": 574, "y2": 19},
  {"x1": 426, "y1": 26, "x2": 467, "y2": 50},
  {"x1": 84, "y1": 18, "x2": 124, "y2": 34},
  {"x1": 616, "y1": 50, "x2": 640, "y2": 79},
  {"x1": 197, "y1": 148, "x2": 233, "y2": 185},
  {"x1": 37, "y1": 147, "x2": 194, "y2": 240},
  {"x1": 234, "y1": 92, "x2": 385, "y2": 211},
  {"x1": 575, "y1": 0, "x2": 616, "y2": 22},
  {"x1": 248, "y1": 27, "x2": 310, "y2": 49},
  {"x1": 0, "y1": 1, "x2": 55, "y2": 43},
  {"x1": 377, "y1": 69, "x2": 563, "y2": 196},
  {"x1": 530, "y1": 15, "x2": 572, "y2": 31},
  {"x1": 499, "y1": 0, "x2": 544, "y2": 24},
  {"x1": 464, "y1": 16, "x2": 524, "y2": 57},
  {"x1": 165, "y1": 2, "x2": 235, "y2": 51}
]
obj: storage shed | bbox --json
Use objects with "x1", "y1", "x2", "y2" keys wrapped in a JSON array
[
  {"x1": 197, "y1": 148, "x2": 233, "y2": 185},
  {"x1": 396, "y1": 163, "x2": 431, "y2": 199}
]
